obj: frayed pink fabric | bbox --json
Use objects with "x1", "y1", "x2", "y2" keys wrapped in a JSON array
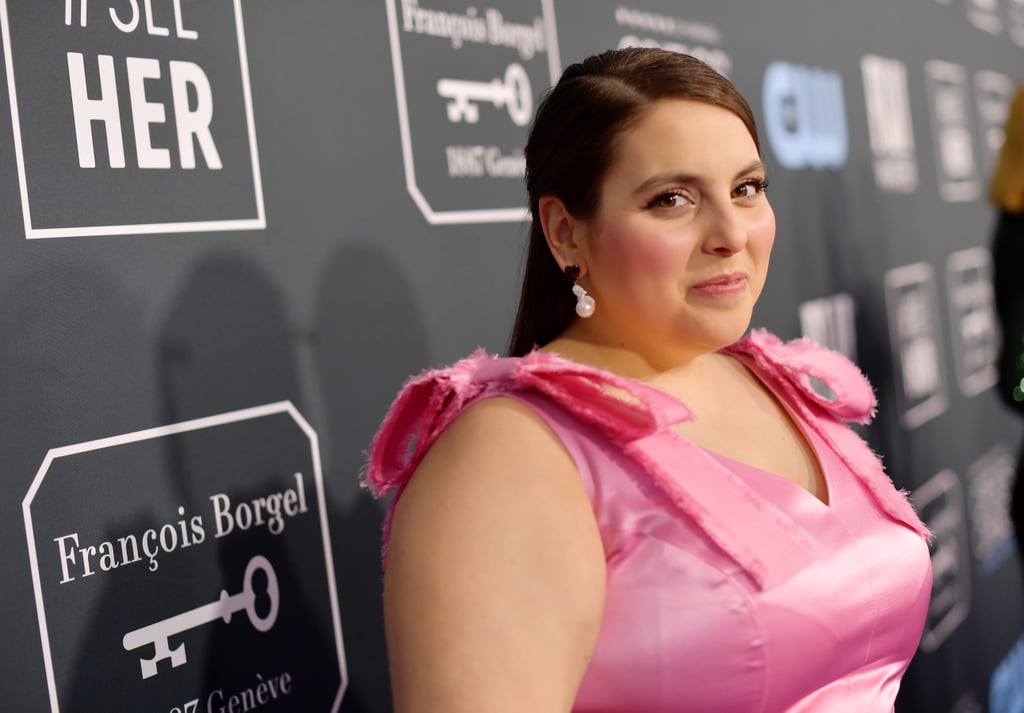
[
  {"x1": 363, "y1": 347, "x2": 689, "y2": 495},
  {"x1": 363, "y1": 332, "x2": 930, "y2": 582},
  {"x1": 361, "y1": 348, "x2": 692, "y2": 561}
]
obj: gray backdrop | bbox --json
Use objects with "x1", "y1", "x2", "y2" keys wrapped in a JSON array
[{"x1": 2, "y1": 1, "x2": 1023, "y2": 711}]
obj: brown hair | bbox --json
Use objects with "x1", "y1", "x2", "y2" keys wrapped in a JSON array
[{"x1": 507, "y1": 47, "x2": 761, "y2": 356}]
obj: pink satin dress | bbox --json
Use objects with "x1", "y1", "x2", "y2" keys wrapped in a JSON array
[{"x1": 365, "y1": 330, "x2": 933, "y2": 712}]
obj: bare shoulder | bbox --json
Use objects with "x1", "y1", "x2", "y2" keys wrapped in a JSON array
[
  {"x1": 385, "y1": 394, "x2": 606, "y2": 712},
  {"x1": 388, "y1": 394, "x2": 602, "y2": 584},
  {"x1": 394, "y1": 395, "x2": 577, "y2": 506},
  {"x1": 419, "y1": 395, "x2": 581, "y2": 479},
  {"x1": 420, "y1": 393, "x2": 574, "y2": 471}
]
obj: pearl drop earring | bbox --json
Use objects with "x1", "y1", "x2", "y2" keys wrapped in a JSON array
[
  {"x1": 573, "y1": 284, "x2": 596, "y2": 318},
  {"x1": 564, "y1": 264, "x2": 595, "y2": 318}
]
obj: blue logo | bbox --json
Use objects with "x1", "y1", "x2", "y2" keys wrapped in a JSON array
[
  {"x1": 990, "y1": 634, "x2": 1024, "y2": 713},
  {"x1": 762, "y1": 61, "x2": 848, "y2": 170}
]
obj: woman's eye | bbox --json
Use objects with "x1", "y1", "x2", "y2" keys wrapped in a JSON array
[
  {"x1": 648, "y1": 191, "x2": 687, "y2": 209},
  {"x1": 734, "y1": 178, "x2": 769, "y2": 199}
]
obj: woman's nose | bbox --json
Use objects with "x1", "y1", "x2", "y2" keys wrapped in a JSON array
[{"x1": 701, "y1": 202, "x2": 747, "y2": 256}]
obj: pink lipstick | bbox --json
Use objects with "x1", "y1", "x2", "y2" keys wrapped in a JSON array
[{"x1": 691, "y1": 271, "x2": 748, "y2": 297}]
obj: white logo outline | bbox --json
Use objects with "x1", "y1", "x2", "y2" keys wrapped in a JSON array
[
  {"x1": 925, "y1": 59, "x2": 981, "y2": 203},
  {"x1": 945, "y1": 247, "x2": 998, "y2": 397},
  {"x1": 883, "y1": 262, "x2": 950, "y2": 429},
  {"x1": 23, "y1": 401, "x2": 346, "y2": 713},
  {"x1": 913, "y1": 469, "x2": 971, "y2": 652},
  {"x1": 385, "y1": 0, "x2": 560, "y2": 225},
  {"x1": 0, "y1": 0, "x2": 266, "y2": 239}
]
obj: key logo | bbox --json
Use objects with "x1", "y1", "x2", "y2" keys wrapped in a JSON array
[
  {"x1": 0, "y1": 0, "x2": 264, "y2": 238},
  {"x1": 386, "y1": 0, "x2": 559, "y2": 225},
  {"x1": 24, "y1": 403, "x2": 346, "y2": 712},
  {"x1": 437, "y1": 62, "x2": 533, "y2": 127},
  {"x1": 762, "y1": 61, "x2": 848, "y2": 170},
  {"x1": 122, "y1": 555, "x2": 280, "y2": 679}
]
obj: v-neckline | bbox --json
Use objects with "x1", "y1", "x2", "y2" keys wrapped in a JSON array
[
  {"x1": 702, "y1": 442, "x2": 833, "y2": 511},
  {"x1": 533, "y1": 343, "x2": 833, "y2": 505},
  {"x1": 681, "y1": 355, "x2": 833, "y2": 508}
]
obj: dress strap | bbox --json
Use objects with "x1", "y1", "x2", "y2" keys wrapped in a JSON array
[{"x1": 363, "y1": 348, "x2": 692, "y2": 497}]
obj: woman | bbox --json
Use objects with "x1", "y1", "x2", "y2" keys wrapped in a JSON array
[
  {"x1": 366, "y1": 48, "x2": 932, "y2": 712},
  {"x1": 990, "y1": 84, "x2": 1024, "y2": 570}
]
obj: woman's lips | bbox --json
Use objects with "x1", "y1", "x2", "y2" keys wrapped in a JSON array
[{"x1": 691, "y1": 271, "x2": 748, "y2": 296}]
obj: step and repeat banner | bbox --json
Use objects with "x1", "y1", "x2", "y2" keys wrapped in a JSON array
[{"x1": 1, "y1": 1, "x2": 1022, "y2": 711}]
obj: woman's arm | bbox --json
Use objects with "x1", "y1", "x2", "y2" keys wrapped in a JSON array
[{"x1": 383, "y1": 396, "x2": 606, "y2": 713}]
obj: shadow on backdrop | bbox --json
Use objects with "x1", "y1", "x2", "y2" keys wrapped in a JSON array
[
  {"x1": 15, "y1": 261, "x2": 169, "y2": 711},
  {"x1": 314, "y1": 243, "x2": 432, "y2": 713},
  {"x1": 159, "y1": 253, "x2": 340, "y2": 709}
]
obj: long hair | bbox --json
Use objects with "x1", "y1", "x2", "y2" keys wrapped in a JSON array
[{"x1": 507, "y1": 48, "x2": 760, "y2": 356}]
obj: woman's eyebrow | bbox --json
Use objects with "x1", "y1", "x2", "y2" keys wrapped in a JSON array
[
  {"x1": 632, "y1": 160, "x2": 767, "y2": 197},
  {"x1": 734, "y1": 160, "x2": 767, "y2": 179}
]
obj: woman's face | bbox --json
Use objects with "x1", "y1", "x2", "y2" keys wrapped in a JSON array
[{"x1": 574, "y1": 98, "x2": 776, "y2": 363}]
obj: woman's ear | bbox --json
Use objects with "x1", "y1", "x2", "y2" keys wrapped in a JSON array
[{"x1": 538, "y1": 195, "x2": 583, "y2": 269}]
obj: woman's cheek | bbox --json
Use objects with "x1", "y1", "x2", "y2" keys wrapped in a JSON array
[
  {"x1": 620, "y1": 228, "x2": 691, "y2": 274},
  {"x1": 755, "y1": 204, "x2": 777, "y2": 251}
]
